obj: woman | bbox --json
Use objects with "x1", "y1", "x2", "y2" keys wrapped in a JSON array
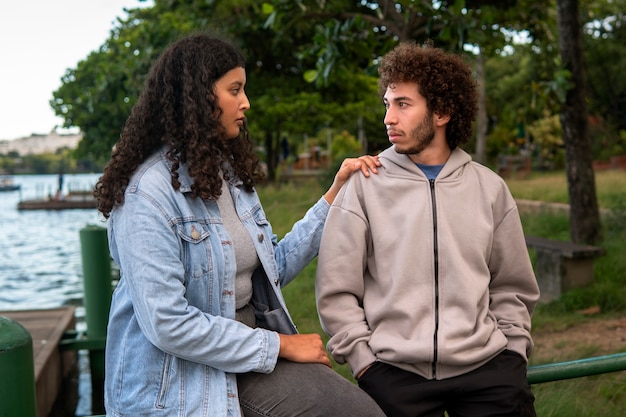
[{"x1": 94, "y1": 33, "x2": 384, "y2": 417}]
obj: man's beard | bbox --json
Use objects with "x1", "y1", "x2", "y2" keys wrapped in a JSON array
[{"x1": 394, "y1": 112, "x2": 435, "y2": 156}]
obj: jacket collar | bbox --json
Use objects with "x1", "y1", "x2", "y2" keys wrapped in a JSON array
[
  {"x1": 158, "y1": 146, "x2": 243, "y2": 193},
  {"x1": 379, "y1": 146, "x2": 472, "y2": 179}
]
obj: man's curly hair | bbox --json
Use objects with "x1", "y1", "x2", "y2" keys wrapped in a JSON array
[
  {"x1": 94, "y1": 33, "x2": 263, "y2": 218},
  {"x1": 378, "y1": 42, "x2": 478, "y2": 150}
]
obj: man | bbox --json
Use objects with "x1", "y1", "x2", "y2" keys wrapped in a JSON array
[{"x1": 316, "y1": 42, "x2": 540, "y2": 417}]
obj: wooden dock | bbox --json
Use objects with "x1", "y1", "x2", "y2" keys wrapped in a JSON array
[
  {"x1": 0, "y1": 307, "x2": 77, "y2": 417},
  {"x1": 17, "y1": 191, "x2": 98, "y2": 211}
]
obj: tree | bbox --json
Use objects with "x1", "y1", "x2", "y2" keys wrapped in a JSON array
[
  {"x1": 556, "y1": 0, "x2": 602, "y2": 244},
  {"x1": 582, "y1": 0, "x2": 626, "y2": 159},
  {"x1": 269, "y1": 1, "x2": 609, "y2": 245},
  {"x1": 265, "y1": 1, "x2": 550, "y2": 162},
  {"x1": 50, "y1": 0, "x2": 621, "y2": 221},
  {"x1": 51, "y1": 0, "x2": 385, "y2": 180},
  {"x1": 51, "y1": 4, "x2": 191, "y2": 164}
]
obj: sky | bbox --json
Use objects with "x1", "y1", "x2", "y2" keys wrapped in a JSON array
[{"x1": 0, "y1": 0, "x2": 152, "y2": 141}]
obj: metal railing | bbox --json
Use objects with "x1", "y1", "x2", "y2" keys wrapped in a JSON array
[{"x1": 527, "y1": 352, "x2": 626, "y2": 384}]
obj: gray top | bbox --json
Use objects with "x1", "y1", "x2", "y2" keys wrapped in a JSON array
[{"x1": 217, "y1": 179, "x2": 259, "y2": 309}]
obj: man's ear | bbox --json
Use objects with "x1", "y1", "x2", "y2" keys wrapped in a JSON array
[{"x1": 434, "y1": 113, "x2": 451, "y2": 126}]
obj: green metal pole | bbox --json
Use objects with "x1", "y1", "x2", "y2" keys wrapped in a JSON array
[
  {"x1": 0, "y1": 316, "x2": 37, "y2": 417},
  {"x1": 528, "y1": 352, "x2": 626, "y2": 384},
  {"x1": 80, "y1": 224, "x2": 112, "y2": 415}
]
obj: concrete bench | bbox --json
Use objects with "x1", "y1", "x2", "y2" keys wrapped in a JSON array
[{"x1": 525, "y1": 236, "x2": 605, "y2": 302}]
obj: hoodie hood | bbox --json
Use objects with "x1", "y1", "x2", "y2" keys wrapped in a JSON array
[{"x1": 378, "y1": 146, "x2": 473, "y2": 180}]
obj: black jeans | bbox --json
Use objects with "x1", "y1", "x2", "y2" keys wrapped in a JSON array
[{"x1": 358, "y1": 350, "x2": 536, "y2": 417}]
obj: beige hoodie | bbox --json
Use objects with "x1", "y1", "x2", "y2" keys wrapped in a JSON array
[{"x1": 316, "y1": 146, "x2": 540, "y2": 380}]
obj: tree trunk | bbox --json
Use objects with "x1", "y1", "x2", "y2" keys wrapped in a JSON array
[
  {"x1": 264, "y1": 130, "x2": 277, "y2": 182},
  {"x1": 556, "y1": 0, "x2": 602, "y2": 244},
  {"x1": 474, "y1": 48, "x2": 487, "y2": 165},
  {"x1": 358, "y1": 116, "x2": 367, "y2": 154}
]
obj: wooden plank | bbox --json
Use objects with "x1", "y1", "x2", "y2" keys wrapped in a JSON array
[{"x1": 0, "y1": 307, "x2": 77, "y2": 417}]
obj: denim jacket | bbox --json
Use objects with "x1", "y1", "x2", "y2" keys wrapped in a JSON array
[{"x1": 104, "y1": 149, "x2": 329, "y2": 417}]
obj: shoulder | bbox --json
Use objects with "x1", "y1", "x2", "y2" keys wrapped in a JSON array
[
  {"x1": 466, "y1": 161, "x2": 510, "y2": 190},
  {"x1": 463, "y1": 161, "x2": 518, "y2": 215},
  {"x1": 128, "y1": 153, "x2": 174, "y2": 195}
]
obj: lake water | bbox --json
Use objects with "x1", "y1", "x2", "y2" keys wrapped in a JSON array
[
  {"x1": 0, "y1": 173, "x2": 106, "y2": 310},
  {"x1": 0, "y1": 173, "x2": 106, "y2": 416}
]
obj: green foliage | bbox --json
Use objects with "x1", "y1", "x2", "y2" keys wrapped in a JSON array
[
  {"x1": 0, "y1": 148, "x2": 103, "y2": 175},
  {"x1": 50, "y1": 0, "x2": 626, "y2": 181},
  {"x1": 485, "y1": 51, "x2": 537, "y2": 126},
  {"x1": 0, "y1": 154, "x2": 19, "y2": 173},
  {"x1": 330, "y1": 130, "x2": 362, "y2": 159},
  {"x1": 486, "y1": 124, "x2": 518, "y2": 160},
  {"x1": 51, "y1": 2, "x2": 196, "y2": 162},
  {"x1": 482, "y1": 47, "x2": 572, "y2": 171},
  {"x1": 588, "y1": 122, "x2": 626, "y2": 162},
  {"x1": 583, "y1": 0, "x2": 626, "y2": 134},
  {"x1": 527, "y1": 114, "x2": 565, "y2": 169},
  {"x1": 296, "y1": 15, "x2": 389, "y2": 87},
  {"x1": 308, "y1": 123, "x2": 379, "y2": 192}
]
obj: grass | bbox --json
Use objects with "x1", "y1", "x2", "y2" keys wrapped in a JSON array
[
  {"x1": 506, "y1": 169, "x2": 626, "y2": 210},
  {"x1": 532, "y1": 374, "x2": 626, "y2": 417},
  {"x1": 256, "y1": 169, "x2": 626, "y2": 417}
]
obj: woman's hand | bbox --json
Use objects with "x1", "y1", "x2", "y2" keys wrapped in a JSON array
[
  {"x1": 323, "y1": 155, "x2": 381, "y2": 204},
  {"x1": 278, "y1": 333, "x2": 332, "y2": 367}
]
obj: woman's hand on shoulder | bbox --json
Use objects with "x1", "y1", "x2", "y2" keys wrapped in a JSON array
[
  {"x1": 336, "y1": 155, "x2": 381, "y2": 183},
  {"x1": 324, "y1": 155, "x2": 381, "y2": 204}
]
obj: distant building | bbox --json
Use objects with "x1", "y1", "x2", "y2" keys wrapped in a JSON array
[{"x1": 0, "y1": 130, "x2": 82, "y2": 155}]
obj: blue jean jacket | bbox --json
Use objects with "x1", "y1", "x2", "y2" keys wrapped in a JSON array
[{"x1": 104, "y1": 150, "x2": 329, "y2": 416}]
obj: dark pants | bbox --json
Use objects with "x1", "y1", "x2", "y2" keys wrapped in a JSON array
[{"x1": 358, "y1": 350, "x2": 536, "y2": 417}]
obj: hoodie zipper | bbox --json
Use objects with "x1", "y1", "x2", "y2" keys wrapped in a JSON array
[{"x1": 429, "y1": 178, "x2": 439, "y2": 379}]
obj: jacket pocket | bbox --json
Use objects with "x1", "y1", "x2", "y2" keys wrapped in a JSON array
[
  {"x1": 155, "y1": 353, "x2": 174, "y2": 409},
  {"x1": 250, "y1": 205, "x2": 273, "y2": 246},
  {"x1": 177, "y1": 221, "x2": 211, "y2": 280}
]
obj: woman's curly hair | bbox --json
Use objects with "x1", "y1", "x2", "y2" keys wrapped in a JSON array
[
  {"x1": 94, "y1": 33, "x2": 263, "y2": 218},
  {"x1": 378, "y1": 42, "x2": 478, "y2": 150}
]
